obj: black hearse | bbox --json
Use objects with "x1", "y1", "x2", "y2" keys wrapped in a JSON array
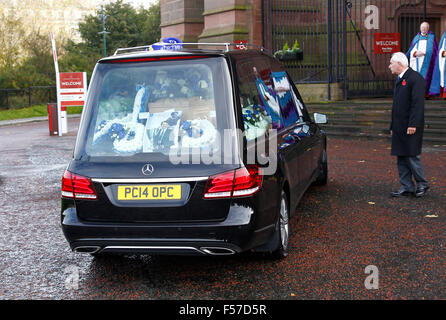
[{"x1": 61, "y1": 41, "x2": 328, "y2": 259}]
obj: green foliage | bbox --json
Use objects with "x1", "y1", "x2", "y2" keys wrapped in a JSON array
[
  {"x1": 15, "y1": 33, "x2": 56, "y2": 87},
  {"x1": 0, "y1": 104, "x2": 82, "y2": 121},
  {"x1": 60, "y1": 0, "x2": 160, "y2": 81},
  {"x1": 283, "y1": 42, "x2": 290, "y2": 51},
  {"x1": 72, "y1": 0, "x2": 160, "y2": 57},
  {"x1": 0, "y1": 0, "x2": 161, "y2": 89},
  {"x1": 0, "y1": 11, "x2": 25, "y2": 88},
  {"x1": 0, "y1": 105, "x2": 48, "y2": 121},
  {"x1": 140, "y1": 2, "x2": 161, "y2": 47},
  {"x1": 292, "y1": 40, "x2": 300, "y2": 51},
  {"x1": 59, "y1": 40, "x2": 101, "y2": 81}
]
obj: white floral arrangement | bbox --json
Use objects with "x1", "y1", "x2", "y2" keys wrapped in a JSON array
[
  {"x1": 93, "y1": 115, "x2": 145, "y2": 153},
  {"x1": 180, "y1": 119, "x2": 218, "y2": 149},
  {"x1": 132, "y1": 86, "x2": 148, "y2": 122},
  {"x1": 242, "y1": 104, "x2": 271, "y2": 141},
  {"x1": 112, "y1": 122, "x2": 145, "y2": 153}
]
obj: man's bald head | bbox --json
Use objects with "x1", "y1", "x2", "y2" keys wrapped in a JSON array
[{"x1": 420, "y1": 22, "x2": 429, "y2": 35}]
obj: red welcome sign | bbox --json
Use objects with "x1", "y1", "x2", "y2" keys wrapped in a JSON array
[
  {"x1": 60, "y1": 72, "x2": 84, "y2": 89},
  {"x1": 374, "y1": 33, "x2": 400, "y2": 54},
  {"x1": 59, "y1": 72, "x2": 87, "y2": 107}
]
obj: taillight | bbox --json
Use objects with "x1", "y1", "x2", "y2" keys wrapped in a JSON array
[
  {"x1": 61, "y1": 170, "x2": 98, "y2": 200},
  {"x1": 203, "y1": 165, "x2": 262, "y2": 199},
  {"x1": 232, "y1": 166, "x2": 263, "y2": 197},
  {"x1": 203, "y1": 170, "x2": 235, "y2": 199}
]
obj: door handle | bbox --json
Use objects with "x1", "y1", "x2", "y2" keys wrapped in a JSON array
[
  {"x1": 280, "y1": 133, "x2": 295, "y2": 150},
  {"x1": 283, "y1": 133, "x2": 295, "y2": 143}
]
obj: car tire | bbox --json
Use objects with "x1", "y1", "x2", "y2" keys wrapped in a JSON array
[
  {"x1": 313, "y1": 148, "x2": 327, "y2": 186},
  {"x1": 270, "y1": 190, "x2": 290, "y2": 259}
]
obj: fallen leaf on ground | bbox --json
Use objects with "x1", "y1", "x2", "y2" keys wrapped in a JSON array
[{"x1": 424, "y1": 215, "x2": 438, "y2": 218}]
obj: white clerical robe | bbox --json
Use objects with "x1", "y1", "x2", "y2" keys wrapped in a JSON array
[
  {"x1": 440, "y1": 39, "x2": 446, "y2": 88},
  {"x1": 410, "y1": 39, "x2": 427, "y2": 73}
]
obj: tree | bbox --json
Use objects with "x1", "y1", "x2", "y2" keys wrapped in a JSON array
[
  {"x1": 15, "y1": 31, "x2": 58, "y2": 87},
  {"x1": 0, "y1": 11, "x2": 26, "y2": 87},
  {"x1": 0, "y1": 0, "x2": 161, "y2": 88},
  {"x1": 59, "y1": 40, "x2": 101, "y2": 80},
  {"x1": 76, "y1": 0, "x2": 160, "y2": 56},
  {"x1": 60, "y1": 0, "x2": 161, "y2": 78},
  {"x1": 140, "y1": 1, "x2": 161, "y2": 47}
]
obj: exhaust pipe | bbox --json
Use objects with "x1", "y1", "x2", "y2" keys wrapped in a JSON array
[
  {"x1": 200, "y1": 247, "x2": 236, "y2": 255},
  {"x1": 74, "y1": 246, "x2": 101, "y2": 254}
]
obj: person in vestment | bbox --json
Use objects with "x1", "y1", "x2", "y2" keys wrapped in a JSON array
[
  {"x1": 429, "y1": 29, "x2": 446, "y2": 98},
  {"x1": 388, "y1": 52, "x2": 429, "y2": 198},
  {"x1": 406, "y1": 22, "x2": 438, "y2": 96}
]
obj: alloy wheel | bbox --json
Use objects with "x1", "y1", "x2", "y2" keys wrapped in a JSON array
[{"x1": 280, "y1": 194, "x2": 289, "y2": 251}]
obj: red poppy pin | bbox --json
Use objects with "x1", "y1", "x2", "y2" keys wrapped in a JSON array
[{"x1": 402, "y1": 80, "x2": 407, "y2": 86}]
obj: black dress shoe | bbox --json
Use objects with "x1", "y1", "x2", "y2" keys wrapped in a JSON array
[
  {"x1": 415, "y1": 186, "x2": 429, "y2": 198},
  {"x1": 391, "y1": 189, "x2": 414, "y2": 197}
]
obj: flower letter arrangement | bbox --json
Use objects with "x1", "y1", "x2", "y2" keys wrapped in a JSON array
[
  {"x1": 178, "y1": 119, "x2": 218, "y2": 150},
  {"x1": 92, "y1": 85, "x2": 149, "y2": 154}
]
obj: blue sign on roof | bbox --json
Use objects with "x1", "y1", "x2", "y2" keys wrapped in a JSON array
[{"x1": 147, "y1": 37, "x2": 183, "y2": 51}]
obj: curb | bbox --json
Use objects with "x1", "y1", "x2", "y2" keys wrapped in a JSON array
[{"x1": 0, "y1": 114, "x2": 81, "y2": 128}]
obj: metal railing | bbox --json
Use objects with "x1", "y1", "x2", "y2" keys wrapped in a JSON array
[
  {"x1": 114, "y1": 42, "x2": 267, "y2": 55},
  {"x1": 0, "y1": 86, "x2": 57, "y2": 110},
  {"x1": 263, "y1": 0, "x2": 430, "y2": 99}
]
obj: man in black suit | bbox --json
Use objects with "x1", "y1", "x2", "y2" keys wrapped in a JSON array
[
  {"x1": 388, "y1": 52, "x2": 429, "y2": 197},
  {"x1": 153, "y1": 121, "x2": 173, "y2": 153}
]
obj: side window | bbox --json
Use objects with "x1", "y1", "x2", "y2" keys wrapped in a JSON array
[
  {"x1": 271, "y1": 71, "x2": 302, "y2": 126},
  {"x1": 289, "y1": 80, "x2": 311, "y2": 123},
  {"x1": 236, "y1": 59, "x2": 274, "y2": 141},
  {"x1": 251, "y1": 57, "x2": 284, "y2": 130},
  {"x1": 269, "y1": 57, "x2": 304, "y2": 126}
]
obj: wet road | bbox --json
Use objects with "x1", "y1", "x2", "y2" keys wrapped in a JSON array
[{"x1": 0, "y1": 119, "x2": 445, "y2": 299}]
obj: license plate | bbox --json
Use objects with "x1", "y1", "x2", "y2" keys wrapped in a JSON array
[{"x1": 117, "y1": 185, "x2": 182, "y2": 200}]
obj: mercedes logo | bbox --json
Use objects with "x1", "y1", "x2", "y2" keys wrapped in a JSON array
[{"x1": 142, "y1": 164, "x2": 154, "y2": 176}]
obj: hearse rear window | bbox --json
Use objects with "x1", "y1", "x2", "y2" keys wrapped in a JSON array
[{"x1": 76, "y1": 57, "x2": 235, "y2": 160}]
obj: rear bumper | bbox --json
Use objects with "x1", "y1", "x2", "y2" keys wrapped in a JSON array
[{"x1": 61, "y1": 206, "x2": 275, "y2": 256}]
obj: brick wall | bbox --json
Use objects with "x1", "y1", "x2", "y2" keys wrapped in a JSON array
[
  {"x1": 160, "y1": 0, "x2": 204, "y2": 42},
  {"x1": 160, "y1": 0, "x2": 263, "y2": 45}
]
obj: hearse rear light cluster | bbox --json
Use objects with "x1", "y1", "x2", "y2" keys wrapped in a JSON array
[
  {"x1": 62, "y1": 170, "x2": 98, "y2": 200},
  {"x1": 203, "y1": 165, "x2": 262, "y2": 199}
]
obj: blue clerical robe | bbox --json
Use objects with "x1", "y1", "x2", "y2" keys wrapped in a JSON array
[
  {"x1": 429, "y1": 31, "x2": 446, "y2": 96},
  {"x1": 406, "y1": 31, "x2": 438, "y2": 94}
]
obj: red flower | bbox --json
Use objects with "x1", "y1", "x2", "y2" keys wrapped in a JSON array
[{"x1": 402, "y1": 80, "x2": 407, "y2": 86}]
